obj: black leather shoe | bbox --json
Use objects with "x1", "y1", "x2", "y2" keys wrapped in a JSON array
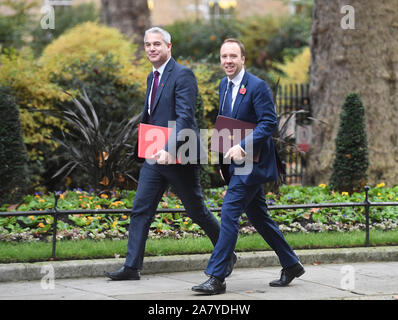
[
  {"x1": 225, "y1": 252, "x2": 237, "y2": 278},
  {"x1": 269, "y1": 262, "x2": 305, "y2": 287},
  {"x1": 192, "y1": 276, "x2": 226, "y2": 295},
  {"x1": 104, "y1": 266, "x2": 140, "y2": 281}
]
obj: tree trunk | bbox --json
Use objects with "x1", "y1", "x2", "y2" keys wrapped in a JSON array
[
  {"x1": 305, "y1": 0, "x2": 398, "y2": 187},
  {"x1": 100, "y1": 0, "x2": 151, "y2": 44}
]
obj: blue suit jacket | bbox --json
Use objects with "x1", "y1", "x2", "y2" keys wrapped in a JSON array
[
  {"x1": 218, "y1": 71, "x2": 279, "y2": 185},
  {"x1": 139, "y1": 58, "x2": 204, "y2": 162}
]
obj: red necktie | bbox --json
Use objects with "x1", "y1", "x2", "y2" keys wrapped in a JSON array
[{"x1": 149, "y1": 71, "x2": 160, "y2": 124}]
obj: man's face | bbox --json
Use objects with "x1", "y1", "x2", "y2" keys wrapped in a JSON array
[
  {"x1": 220, "y1": 42, "x2": 245, "y2": 79},
  {"x1": 144, "y1": 32, "x2": 171, "y2": 69}
]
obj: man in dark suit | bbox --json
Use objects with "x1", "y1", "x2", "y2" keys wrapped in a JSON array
[
  {"x1": 192, "y1": 39, "x2": 304, "y2": 295},
  {"x1": 105, "y1": 28, "x2": 236, "y2": 281}
]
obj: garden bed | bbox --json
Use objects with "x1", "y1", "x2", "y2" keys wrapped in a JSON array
[{"x1": 0, "y1": 184, "x2": 397, "y2": 242}]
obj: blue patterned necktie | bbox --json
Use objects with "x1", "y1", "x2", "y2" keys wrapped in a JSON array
[{"x1": 222, "y1": 81, "x2": 234, "y2": 117}]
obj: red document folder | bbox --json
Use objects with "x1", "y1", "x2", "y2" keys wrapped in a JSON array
[
  {"x1": 138, "y1": 123, "x2": 176, "y2": 161},
  {"x1": 210, "y1": 115, "x2": 260, "y2": 162}
]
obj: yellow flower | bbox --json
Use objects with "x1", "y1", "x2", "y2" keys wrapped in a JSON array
[
  {"x1": 35, "y1": 195, "x2": 41, "y2": 199},
  {"x1": 112, "y1": 220, "x2": 117, "y2": 228},
  {"x1": 341, "y1": 192, "x2": 349, "y2": 196},
  {"x1": 121, "y1": 215, "x2": 127, "y2": 219},
  {"x1": 377, "y1": 192, "x2": 381, "y2": 196},
  {"x1": 184, "y1": 221, "x2": 188, "y2": 225},
  {"x1": 377, "y1": 182, "x2": 385, "y2": 188},
  {"x1": 97, "y1": 216, "x2": 102, "y2": 220},
  {"x1": 37, "y1": 223, "x2": 45, "y2": 228},
  {"x1": 101, "y1": 194, "x2": 108, "y2": 199},
  {"x1": 87, "y1": 216, "x2": 94, "y2": 221},
  {"x1": 39, "y1": 199, "x2": 45, "y2": 202},
  {"x1": 95, "y1": 205, "x2": 101, "y2": 209},
  {"x1": 176, "y1": 205, "x2": 180, "y2": 208},
  {"x1": 318, "y1": 184, "x2": 327, "y2": 188},
  {"x1": 59, "y1": 194, "x2": 64, "y2": 200},
  {"x1": 29, "y1": 216, "x2": 35, "y2": 221}
]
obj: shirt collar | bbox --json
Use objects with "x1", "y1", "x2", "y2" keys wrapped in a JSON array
[
  {"x1": 228, "y1": 67, "x2": 245, "y2": 87},
  {"x1": 152, "y1": 57, "x2": 171, "y2": 76}
]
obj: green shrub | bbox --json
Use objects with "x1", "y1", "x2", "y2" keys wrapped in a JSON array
[
  {"x1": 0, "y1": 86, "x2": 30, "y2": 204},
  {"x1": 0, "y1": 0, "x2": 35, "y2": 52},
  {"x1": 167, "y1": 14, "x2": 311, "y2": 75},
  {"x1": 50, "y1": 53, "x2": 144, "y2": 128},
  {"x1": 165, "y1": 18, "x2": 240, "y2": 64},
  {"x1": 329, "y1": 93, "x2": 369, "y2": 193},
  {"x1": 30, "y1": 3, "x2": 99, "y2": 56}
]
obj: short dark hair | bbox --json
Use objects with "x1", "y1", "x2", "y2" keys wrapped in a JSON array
[{"x1": 222, "y1": 38, "x2": 245, "y2": 57}]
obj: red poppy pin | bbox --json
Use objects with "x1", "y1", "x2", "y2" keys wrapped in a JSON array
[{"x1": 239, "y1": 84, "x2": 246, "y2": 95}]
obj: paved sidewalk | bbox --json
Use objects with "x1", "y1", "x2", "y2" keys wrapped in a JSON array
[
  {"x1": 1, "y1": 246, "x2": 398, "y2": 282},
  {"x1": 0, "y1": 246, "x2": 397, "y2": 300},
  {"x1": 0, "y1": 261, "x2": 398, "y2": 300}
]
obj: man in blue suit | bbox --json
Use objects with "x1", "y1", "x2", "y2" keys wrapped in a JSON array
[
  {"x1": 192, "y1": 39, "x2": 305, "y2": 295},
  {"x1": 105, "y1": 28, "x2": 236, "y2": 281}
]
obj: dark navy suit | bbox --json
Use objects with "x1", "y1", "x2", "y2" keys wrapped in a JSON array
[
  {"x1": 205, "y1": 71, "x2": 299, "y2": 280},
  {"x1": 125, "y1": 58, "x2": 220, "y2": 270}
]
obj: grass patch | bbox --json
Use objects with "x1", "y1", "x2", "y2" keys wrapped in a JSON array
[{"x1": 0, "y1": 230, "x2": 397, "y2": 263}]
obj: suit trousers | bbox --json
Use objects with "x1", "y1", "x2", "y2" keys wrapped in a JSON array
[
  {"x1": 205, "y1": 175, "x2": 299, "y2": 281},
  {"x1": 125, "y1": 162, "x2": 220, "y2": 270}
]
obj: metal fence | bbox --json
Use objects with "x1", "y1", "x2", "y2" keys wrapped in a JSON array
[
  {"x1": 1, "y1": 186, "x2": 398, "y2": 261},
  {"x1": 276, "y1": 84, "x2": 311, "y2": 184}
]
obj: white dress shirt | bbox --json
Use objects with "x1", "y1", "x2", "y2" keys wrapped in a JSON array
[{"x1": 228, "y1": 67, "x2": 245, "y2": 112}]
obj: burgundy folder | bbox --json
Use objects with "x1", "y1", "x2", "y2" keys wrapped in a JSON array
[{"x1": 210, "y1": 115, "x2": 260, "y2": 162}]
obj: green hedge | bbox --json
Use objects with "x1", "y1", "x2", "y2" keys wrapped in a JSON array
[{"x1": 0, "y1": 86, "x2": 30, "y2": 204}]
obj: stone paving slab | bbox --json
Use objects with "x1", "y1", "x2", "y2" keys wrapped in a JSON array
[{"x1": 1, "y1": 262, "x2": 397, "y2": 300}]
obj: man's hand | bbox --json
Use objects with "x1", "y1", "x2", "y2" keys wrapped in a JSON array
[
  {"x1": 224, "y1": 144, "x2": 245, "y2": 162},
  {"x1": 152, "y1": 149, "x2": 176, "y2": 165}
]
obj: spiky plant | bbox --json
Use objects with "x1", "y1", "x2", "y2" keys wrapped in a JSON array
[{"x1": 52, "y1": 90, "x2": 141, "y2": 192}]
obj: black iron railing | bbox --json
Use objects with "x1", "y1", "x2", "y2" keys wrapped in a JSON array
[{"x1": 1, "y1": 186, "x2": 397, "y2": 260}]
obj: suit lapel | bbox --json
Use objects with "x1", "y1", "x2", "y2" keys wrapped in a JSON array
[
  {"x1": 232, "y1": 71, "x2": 248, "y2": 118},
  {"x1": 151, "y1": 58, "x2": 175, "y2": 115},
  {"x1": 140, "y1": 74, "x2": 153, "y2": 123},
  {"x1": 145, "y1": 73, "x2": 152, "y2": 107}
]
